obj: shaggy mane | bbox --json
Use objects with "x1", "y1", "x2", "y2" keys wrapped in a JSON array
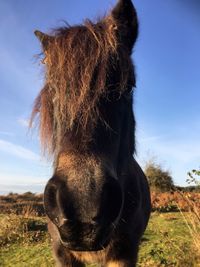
[{"x1": 31, "y1": 16, "x2": 133, "y2": 155}]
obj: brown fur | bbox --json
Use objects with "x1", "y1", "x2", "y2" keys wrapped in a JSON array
[
  {"x1": 32, "y1": 1, "x2": 151, "y2": 266},
  {"x1": 71, "y1": 250, "x2": 107, "y2": 265},
  {"x1": 106, "y1": 262, "x2": 132, "y2": 267},
  {"x1": 30, "y1": 16, "x2": 133, "y2": 156}
]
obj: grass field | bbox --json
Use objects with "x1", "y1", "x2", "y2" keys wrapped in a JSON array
[{"x1": 0, "y1": 212, "x2": 199, "y2": 267}]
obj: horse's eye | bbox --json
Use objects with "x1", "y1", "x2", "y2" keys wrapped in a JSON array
[
  {"x1": 125, "y1": 88, "x2": 133, "y2": 94},
  {"x1": 125, "y1": 87, "x2": 133, "y2": 94},
  {"x1": 123, "y1": 87, "x2": 133, "y2": 101},
  {"x1": 126, "y1": 86, "x2": 133, "y2": 94}
]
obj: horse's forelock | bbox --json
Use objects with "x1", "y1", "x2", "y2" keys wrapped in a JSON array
[{"x1": 31, "y1": 17, "x2": 132, "y2": 155}]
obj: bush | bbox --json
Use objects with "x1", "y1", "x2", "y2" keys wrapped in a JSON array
[
  {"x1": 145, "y1": 161, "x2": 174, "y2": 192},
  {"x1": 179, "y1": 169, "x2": 200, "y2": 263},
  {"x1": 0, "y1": 214, "x2": 47, "y2": 247},
  {"x1": 151, "y1": 191, "x2": 200, "y2": 212}
]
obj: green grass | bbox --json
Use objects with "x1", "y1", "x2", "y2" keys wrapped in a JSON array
[
  {"x1": 0, "y1": 242, "x2": 53, "y2": 267},
  {"x1": 138, "y1": 212, "x2": 196, "y2": 266},
  {"x1": 0, "y1": 212, "x2": 199, "y2": 266}
]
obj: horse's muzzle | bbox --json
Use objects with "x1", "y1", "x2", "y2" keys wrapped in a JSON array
[
  {"x1": 44, "y1": 174, "x2": 123, "y2": 251},
  {"x1": 58, "y1": 220, "x2": 112, "y2": 251}
]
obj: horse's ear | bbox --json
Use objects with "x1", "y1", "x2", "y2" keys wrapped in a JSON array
[
  {"x1": 111, "y1": 0, "x2": 138, "y2": 51},
  {"x1": 34, "y1": 30, "x2": 53, "y2": 50}
]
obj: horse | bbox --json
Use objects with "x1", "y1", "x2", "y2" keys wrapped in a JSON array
[{"x1": 31, "y1": 0, "x2": 151, "y2": 266}]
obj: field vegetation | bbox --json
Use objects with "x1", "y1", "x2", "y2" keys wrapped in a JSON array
[
  {"x1": 0, "y1": 191, "x2": 199, "y2": 266},
  {"x1": 0, "y1": 169, "x2": 199, "y2": 266}
]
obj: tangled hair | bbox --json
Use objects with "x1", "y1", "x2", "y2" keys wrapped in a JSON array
[{"x1": 31, "y1": 16, "x2": 134, "y2": 155}]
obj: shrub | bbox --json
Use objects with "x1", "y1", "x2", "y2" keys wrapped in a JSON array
[
  {"x1": 0, "y1": 214, "x2": 47, "y2": 247},
  {"x1": 145, "y1": 161, "x2": 174, "y2": 192},
  {"x1": 178, "y1": 170, "x2": 200, "y2": 264}
]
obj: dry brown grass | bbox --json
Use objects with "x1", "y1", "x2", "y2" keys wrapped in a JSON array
[
  {"x1": 151, "y1": 191, "x2": 200, "y2": 212},
  {"x1": 0, "y1": 193, "x2": 44, "y2": 216},
  {"x1": 173, "y1": 171, "x2": 200, "y2": 265},
  {"x1": 177, "y1": 192, "x2": 200, "y2": 265}
]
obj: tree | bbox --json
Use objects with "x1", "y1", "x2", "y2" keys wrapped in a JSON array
[
  {"x1": 187, "y1": 169, "x2": 200, "y2": 192},
  {"x1": 187, "y1": 169, "x2": 200, "y2": 185},
  {"x1": 145, "y1": 161, "x2": 174, "y2": 192}
]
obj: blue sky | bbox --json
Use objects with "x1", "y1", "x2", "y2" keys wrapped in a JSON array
[{"x1": 0, "y1": 0, "x2": 199, "y2": 194}]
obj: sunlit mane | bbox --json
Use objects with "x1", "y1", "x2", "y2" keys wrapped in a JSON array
[{"x1": 31, "y1": 16, "x2": 133, "y2": 155}]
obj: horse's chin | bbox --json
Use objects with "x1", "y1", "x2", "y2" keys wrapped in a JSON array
[
  {"x1": 58, "y1": 224, "x2": 113, "y2": 252},
  {"x1": 60, "y1": 238, "x2": 110, "y2": 252}
]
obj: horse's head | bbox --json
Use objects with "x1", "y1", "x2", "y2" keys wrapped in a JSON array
[{"x1": 33, "y1": 0, "x2": 138, "y2": 251}]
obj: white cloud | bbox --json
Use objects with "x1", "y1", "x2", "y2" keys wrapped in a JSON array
[
  {"x1": 136, "y1": 132, "x2": 200, "y2": 186},
  {"x1": 138, "y1": 135, "x2": 200, "y2": 163},
  {"x1": 0, "y1": 139, "x2": 40, "y2": 161},
  {"x1": 0, "y1": 172, "x2": 46, "y2": 186},
  {"x1": 18, "y1": 118, "x2": 30, "y2": 128},
  {"x1": 0, "y1": 182, "x2": 45, "y2": 195},
  {"x1": 0, "y1": 131, "x2": 14, "y2": 136},
  {"x1": 0, "y1": 171, "x2": 51, "y2": 194}
]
